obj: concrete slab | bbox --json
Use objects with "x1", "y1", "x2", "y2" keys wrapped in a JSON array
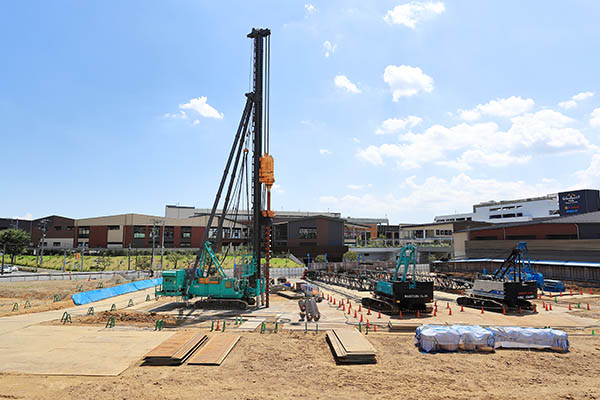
[{"x1": 0, "y1": 325, "x2": 173, "y2": 376}]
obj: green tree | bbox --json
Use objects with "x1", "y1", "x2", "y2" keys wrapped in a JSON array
[
  {"x1": 166, "y1": 251, "x2": 185, "y2": 269},
  {"x1": 0, "y1": 229, "x2": 30, "y2": 266},
  {"x1": 314, "y1": 254, "x2": 326, "y2": 263},
  {"x1": 343, "y1": 251, "x2": 358, "y2": 262}
]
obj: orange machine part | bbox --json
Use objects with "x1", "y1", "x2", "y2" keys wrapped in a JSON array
[{"x1": 259, "y1": 153, "x2": 275, "y2": 188}]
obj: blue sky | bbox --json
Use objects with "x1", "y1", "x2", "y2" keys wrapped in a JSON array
[{"x1": 2, "y1": 1, "x2": 599, "y2": 223}]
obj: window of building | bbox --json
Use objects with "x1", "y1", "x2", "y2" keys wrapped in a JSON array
[
  {"x1": 222, "y1": 228, "x2": 231, "y2": 238},
  {"x1": 490, "y1": 207, "x2": 501, "y2": 212},
  {"x1": 299, "y1": 227, "x2": 317, "y2": 239},
  {"x1": 66, "y1": 226, "x2": 74, "y2": 231},
  {"x1": 502, "y1": 213, "x2": 516, "y2": 218},
  {"x1": 546, "y1": 234, "x2": 578, "y2": 240},
  {"x1": 466, "y1": 217, "x2": 472, "y2": 220},
  {"x1": 78, "y1": 226, "x2": 90, "y2": 238},
  {"x1": 164, "y1": 226, "x2": 174, "y2": 239},
  {"x1": 133, "y1": 226, "x2": 145, "y2": 239},
  {"x1": 54, "y1": 226, "x2": 62, "y2": 231},
  {"x1": 53, "y1": 242, "x2": 61, "y2": 247},
  {"x1": 489, "y1": 215, "x2": 502, "y2": 219},
  {"x1": 506, "y1": 235, "x2": 537, "y2": 240},
  {"x1": 207, "y1": 228, "x2": 216, "y2": 239},
  {"x1": 516, "y1": 213, "x2": 523, "y2": 217},
  {"x1": 232, "y1": 228, "x2": 241, "y2": 239},
  {"x1": 182, "y1": 227, "x2": 193, "y2": 239},
  {"x1": 108, "y1": 225, "x2": 120, "y2": 231},
  {"x1": 474, "y1": 236, "x2": 498, "y2": 240}
]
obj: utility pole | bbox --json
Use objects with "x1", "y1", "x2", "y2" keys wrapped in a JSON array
[
  {"x1": 151, "y1": 219, "x2": 158, "y2": 270},
  {"x1": 160, "y1": 219, "x2": 165, "y2": 270},
  {"x1": 37, "y1": 219, "x2": 49, "y2": 272},
  {"x1": 127, "y1": 244, "x2": 131, "y2": 271},
  {"x1": 62, "y1": 248, "x2": 66, "y2": 272},
  {"x1": 1, "y1": 243, "x2": 5, "y2": 275},
  {"x1": 80, "y1": 242, "x2": 86, "y2": 272}
]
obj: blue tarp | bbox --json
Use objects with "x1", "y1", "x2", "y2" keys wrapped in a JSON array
[
  {"x1": 71, "y1": 278, "x2": 162, "y2": 305},
  {"x1": 415, "y1": 325, "x2": 569, "y2": 353}
]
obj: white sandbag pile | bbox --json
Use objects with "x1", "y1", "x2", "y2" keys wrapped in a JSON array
[
  {"x1": 415, "y1": 325, "x2": 569, "y2": 353},
  {"x1": 488, "y1": 326, "x2": 569, "y2": 352}
]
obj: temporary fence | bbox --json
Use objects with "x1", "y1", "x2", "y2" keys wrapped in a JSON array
[{"x1": 0, "y1": 270, "x2": 157, "y2": 283}]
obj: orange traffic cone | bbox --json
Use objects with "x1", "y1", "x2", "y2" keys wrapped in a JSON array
[
  {"x1": 533, "y1": 304, "x2": 537, "y2": 312},
  {"x1": 580, "y1": 289, "x2": 583, "y2": 295},
  {"x1": 538, "y1": 294, "x2": 542, "y2": 300},
  {"x1": 378, "y1": 311, "x2": 381, "y2": 319},
  {"x1": 449, "y1": 308, "x2": 452, "y2": 316},
  {"x1": 587, "y1": 303, "x2": 591, "y2": 310},
  {"x1": 549, "y1": 304, "x2": 553, "y2": 311},
  {"x1": 570, "y1": 291, "x2": 573, "y2": 296},
  {"x1": 360, "y1": 314, "x2": 363, "y2": 322},
  {"x1": 358, "y1": 305, "x2": 362, "y2": 312},
  {"x1": 481, "y1": 307, "x2": 484, "y2": 314},
  {"x1": 348, "y1": 303, "x2": 351, "y2": 309},
  {"x1": 569, "y1": 304, "x2": 572, "y2": 311},
  {"x1": 446, "y1": 302, "x2": 450, "y2": 309},
  {"x1": 367, "y1": 307, "x2": 371, "y2": 315},
  {"x1": 434, "y1": 309, "x2": 437, "y2": 317},
  {"x1": 519, "y1": 307, "x2": 522, "y2": 315},
  {"x1": 590, "y1": 289, "x2": 593, "y2": 295},
  {"x1": 373, "y1": 325, "x2": 377, "y2": 332},
  {"x1": 502, "y1": 307, "x2": 506, "y2": 315},
  {"x1": 560, "y1": 292, "x2": 563, "y2": 297},
  {"x1": 216, "y1": 320, "x2": 220, "y2": 331},
  {"x1": 549, "y1": 293, "x2": 553, "y2": 298},
  {"x1": 399, "y1": 310, "x2": 403, "y2": 319},
  {"x1": 366, "y1": 320, "x2": 369, "y2": 328},
  {"x1": 348, "y1": 307, "x2": 351, "y2": 315},
  {"x1": 88, "y1": 276, "x2": 91, "y2": 282},
  {"x1": 354, "y1": 310, "x2": 357, "y2": 318},
  {"x1": 417, "y1": 310, "x2": 420, "y2": 318},
  {"x1": 461, "y1": 305, "x2": 464, "y2": 312}
]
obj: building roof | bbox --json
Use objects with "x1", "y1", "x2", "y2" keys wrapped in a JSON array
[
  {"x1": 345, "y1": 217, "x2": 389, "y2": 225},
  {"x1": 473, "y1": 193, "x2": 557, "y2": 210},
  {"x1": 456, "y1": 211, "x2": 600, "y2": 232}
]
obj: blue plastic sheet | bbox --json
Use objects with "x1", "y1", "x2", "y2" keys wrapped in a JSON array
[{"x1": 71, "y1": 278, "x2": 162, "y2": 305}]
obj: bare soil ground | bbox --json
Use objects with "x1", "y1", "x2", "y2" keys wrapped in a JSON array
[
  {"x1": 0, "y1": 331, "x2": 598, "y2": 400},
  {"x1": 45, "y1": 310, "x2": 180, "y2": 328},
  {"x1": 0, "y1": 278, "x2": 129, "y2": 317}
]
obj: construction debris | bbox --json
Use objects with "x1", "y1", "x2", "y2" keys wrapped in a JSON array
[
  {"x1": 142, "y1": 331, "x2": 208, "y2": 366},
  {"x1": 326, "y1": 329, "x2": 376, "y2": 364}
]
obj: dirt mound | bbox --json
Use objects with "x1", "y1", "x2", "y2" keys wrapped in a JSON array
[{"x1": 70, "y1": 310, "x2": 178, "y2": 327}]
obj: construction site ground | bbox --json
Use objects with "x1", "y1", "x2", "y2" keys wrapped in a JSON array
[{"x1": 0, "y1": 279, "x2": 599, "y2": 399}]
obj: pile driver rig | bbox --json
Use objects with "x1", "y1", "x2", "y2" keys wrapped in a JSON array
[
  {"x1": 157, "y1": 28, "x2": 275, "y2": 309},
  {"x1": 361, "y1": 244, "x2": 434, "y2": 314}
]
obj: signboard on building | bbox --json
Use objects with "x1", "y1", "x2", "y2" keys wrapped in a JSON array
[{"x1": 558, "y1": 189, "x2": 600, "y2": 216}]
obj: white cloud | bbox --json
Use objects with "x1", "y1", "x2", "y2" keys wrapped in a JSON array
[
  {"x1": 559, "y1": 91, "x2": 594, "y2": 110},
  {"x1": 383, "y1": 65, "x2": 434, "y2": 100},
  {"x1": 193, "y1": 120, "x2": 200, "y2": 126},
  {"x1": 323, "y1": 41, "x2": 337, "y2": 58},
  {"x1": 319, "y1": 149, "x2": 332, "y2": 155},
  {"x1": 164, "y1": 111, "x2": 188, "y2": 120},
  {"x1": 576, "y1": 154, "x2": 600, "y2": 187},
  {"x1": 384, "y1": 1, "x2": 445, "y2": 29},
  {"x1": 179, "y1": 96, "x2": 224, "y2": 119},
  {"x1": 459, "y1": 96, "x2": 534, "y2": 121},
  {"x1": 357, "y1": 109, "x2": 591, "y2": 170},
  {"x1": 334, "y1": 75, "x2": 361, "y2": 94},
  {"x1": 558, "y1": 100, "x2": 577, "y2": 110},
  {"x1": 437, "y1": 150, "x2": 531, "y2": 171},
  {"x1": 320, "y1": 173, "x2": 558, "y2": 222},
  {"x1": 573, "y1": 91, "x2": 594, "y2": 102},
  {"x1": 375, "y1": 116, "x2": 422, "y2": 134},
  {"x1": 305, "y1": 4, "x2": 316, "y2": 14},
  {"x1": 346, "y1": 184, "x2": 373, "y2": 190},
  {"x1": 590, "y1": 108, "x2": 600, "y2": 127},
  {"x1": 272, "y1": 183, "x2": 285, "y2": 194},
  {"x1": 352, "y1": 137, "x2": 360, "y2": 144},
  {"x1": 13, "y1": 212, "x2": 33, "y2": 220}
]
